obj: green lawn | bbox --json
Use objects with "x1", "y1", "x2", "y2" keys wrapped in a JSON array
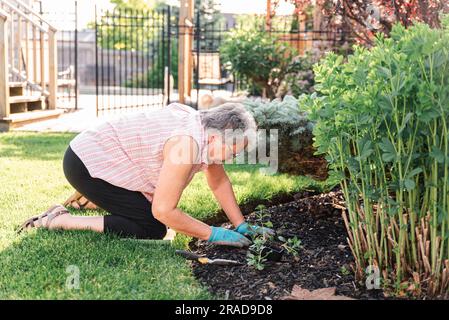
[{"x1": 0, "y1": 131, "x2": 338, "y2": 299}]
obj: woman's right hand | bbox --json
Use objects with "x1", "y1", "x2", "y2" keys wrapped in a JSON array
[{"x1": 207, "y1": 226, "x2": 252, "y2": 248}]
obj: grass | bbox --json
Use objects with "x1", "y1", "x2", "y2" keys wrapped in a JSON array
[{"x1": 0, "y1": 131, "x2": 339, "y2": 299}]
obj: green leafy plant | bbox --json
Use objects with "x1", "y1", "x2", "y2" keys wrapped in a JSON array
[
  {"x1": 246, "y1": 210, "x2": 274, "y2": 270},
  {"x1": 246, "y1": 209, "x2": 302, "y2": 269},
  {"x1": 279, "y1": 236, "x2": 302, "y2": 257},
  {"x1": 306, "y1": 17, "x2": 449, "y2": 297},
  {"x1": 247, "y1": 237, "x2": 269, "y2": 271},
  {"x1": 254, "y1": 210, "x2": 274, "y2": 230},
  {"x1": 220, "y1": 25, "x2": 296, "y2": 99},
  {"x1": 340, "y1": 266, "x2": 351, "y2": 276}
]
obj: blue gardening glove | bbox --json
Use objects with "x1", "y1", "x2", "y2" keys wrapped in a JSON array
[
  {"x1": 208, "y1": 226, "x2": 252, "y2": 248},
  {"x1": 235, "y1": 222, "x2": 275, "y2": 237}
]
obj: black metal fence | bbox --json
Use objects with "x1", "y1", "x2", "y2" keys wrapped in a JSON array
[
  {"x1": 29, "y1": 3, "x2": 349, "y2": 115},
  {"x1": 94, "y1": 7, "x2": 171, "y2": 115},
  {"x1": 93, "y1": 6, "x2": 349, "y2": 115}
]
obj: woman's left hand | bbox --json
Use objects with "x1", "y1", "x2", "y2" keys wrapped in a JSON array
[{"x1": 234, "y1": 222, "x2": 275, "y2": 237}]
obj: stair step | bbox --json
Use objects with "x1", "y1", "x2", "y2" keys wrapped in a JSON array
[
  {"x1": 58, "y1": 79, "x2": 76, "y2": 87},
  {"x1": 9, "y1": 82, "x2": 27, "y2": 88},
  {"x1": 9, "y1": 95, "x2": 44, "y2": 104},
  {"x1": 0, "y1": 109, "x2": 64, "y2": 131},
  {"x1": 9, "y1": 83, "x2": 26, "y2": 97}
]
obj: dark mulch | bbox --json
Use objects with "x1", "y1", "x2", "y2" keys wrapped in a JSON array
[{"x1": 189, "y1": 189, "x2": 386, "y2": 300}]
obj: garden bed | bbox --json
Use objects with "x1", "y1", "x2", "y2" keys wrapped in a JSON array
[{"x1": 190, "y1": 189, "x2": 386, "y2": 300}]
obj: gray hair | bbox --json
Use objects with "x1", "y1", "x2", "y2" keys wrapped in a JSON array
[{"x1": 199, "y1": 103, "x2": 257, "y2": 142}]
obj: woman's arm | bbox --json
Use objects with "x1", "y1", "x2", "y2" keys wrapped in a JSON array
[
  {"x1": 204, "y1": 164, "x2": 245, "y2": 227},
  {"x1": 152, "y1": 135, "x2": 212, "y2": 240}
]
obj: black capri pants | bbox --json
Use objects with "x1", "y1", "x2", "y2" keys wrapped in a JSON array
[{"x1": 62, "y1": 145, "x2": 167, "y2": 239}]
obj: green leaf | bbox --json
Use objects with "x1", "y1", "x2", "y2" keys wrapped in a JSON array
[
  {"x1": 404, "y1": 179, "x2": 416, "y2": 191},
  {"x1": 378, "y1": 66, "x2": 392, "y2": 78},
  {"x1": 378, "y1": 95, "x2": 393, "y2": 112},
  {"x1": 382, "y1": 152, "x2": 396, "y2": 162},
  {"x1": 277, "y1": 236, "x2": 286, "y2": 242},
  {"x1": 264, "y1": 221, "x2": 273, "y2": 228},
  {"x1": 406, "y1": 167, "x2": 423, "y2": 179},
  {"x1": 357, "y1": 140, "x2": 374, "y2": 161},
  {"x1": 379, "y1": 138, "x2": 396, "y2": 153},
  {"x1": 379, "y1": 138, "x2": 396, "y2": 162},
  {"x1": 430, "y1": 146, "x2": 445, "y2": 163},
  {"x1": 399, "y1": 113, "x2": 414, "y2": 133}
]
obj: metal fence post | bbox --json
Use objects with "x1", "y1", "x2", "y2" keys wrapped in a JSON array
[
  {"x1": 166, "y1": 6, "x2": 171, "y2": 105},
  {"x1": 74, "y1": 0, "x2": 79, "y2": 110},
  {"x1": 195, "y1": 9, "x2": 200, "y2": 109},
  {"x1": 95, "y1": 5, "x2": 99, "y2": 117}
]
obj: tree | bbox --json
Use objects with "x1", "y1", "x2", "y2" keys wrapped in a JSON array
[
  {"x1": 94, "y1": 0, "x2": 165, "y2": 51},
  {"x1": 281, "y1": 0, "x2": 449, "y2": 45}
]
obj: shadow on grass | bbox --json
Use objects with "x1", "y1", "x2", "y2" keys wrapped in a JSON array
[
  {"x1": 0, "y1": 132, "x2": 76, "y2": 161},
  {"x1": 0, "y1": 229, "x2": 211, "y2": 299}
]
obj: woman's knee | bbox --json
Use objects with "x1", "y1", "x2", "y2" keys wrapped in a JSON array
[
  {"x1": 104, "y1": 215, "x2": 165, "y2": 239},
  {"x1": 63, "y1": 146, "x2": 91, "y2": 192}
]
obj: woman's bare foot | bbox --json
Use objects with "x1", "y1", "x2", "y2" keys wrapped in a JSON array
[
  {"x1": 27, "y1": 212, "x2": 72, "y2": 230},
  {"x1": 18, "y1": 205, "x2": 105, "y2": 234},
  {"x1": 18, "y1": 205, "x2": 70, "y2": 233}
]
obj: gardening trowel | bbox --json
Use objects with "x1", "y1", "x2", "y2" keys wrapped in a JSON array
[{"x1": 175, "y1": 250, "x2": 242, "y2": 266}]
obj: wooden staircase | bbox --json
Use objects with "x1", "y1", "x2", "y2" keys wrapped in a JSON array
[
  {"x1": 0, "y1": 81, "x2": 62, "y2": 130},
  {"x1": 0, "y1": 0, "x2": 63, "y2": 132}
]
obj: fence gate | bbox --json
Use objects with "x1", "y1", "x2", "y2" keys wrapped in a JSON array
[{"x1": 95, "y1": 7, "x2": 174, "y2": 116}]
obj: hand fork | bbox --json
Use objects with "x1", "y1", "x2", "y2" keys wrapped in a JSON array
[{"x1": 175, "y1": 250, "x2": 243, "y2": 266}]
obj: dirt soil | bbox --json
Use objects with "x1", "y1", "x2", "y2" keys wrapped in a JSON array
[{"x1": 190, "y1": 189, "x2": 386, "y2": 300}]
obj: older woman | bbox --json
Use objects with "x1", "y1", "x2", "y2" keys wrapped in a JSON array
[{"x1": 19, "y1": 103, "x2": 273, "y2": 247}]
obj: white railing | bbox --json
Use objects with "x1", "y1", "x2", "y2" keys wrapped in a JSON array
[
  {"x1": 0, "y1": 7, "x2": 9, "y2": 118},
  {"x1": 0, "y1": 0, "x2": 58, "y2": 118}
]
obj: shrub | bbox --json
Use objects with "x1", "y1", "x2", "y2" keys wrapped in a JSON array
[
  {"x1": 220, "y1": 26, "x2": 296, "y2": 99},
  {"x1": 243, "y1": 95, "x2": 328, "y2": 178},
  {"x1": 276, "y1": 50, "x2": 321, "y2": 99},
  {"x1": 307, "y1": 17, "x2": 449, "y2": 297}
]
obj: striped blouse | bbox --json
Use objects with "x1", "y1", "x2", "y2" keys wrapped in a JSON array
[{"x1": 69, "y1": 103, "x2": 209, "y2": 202}]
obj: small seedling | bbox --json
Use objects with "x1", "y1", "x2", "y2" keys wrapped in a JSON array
[
  {"x1": 281, "y1": 236, "x2": 302, "y2": 257},
  {"x1": 255, "y1": 210, "x2": 271, "y2": 223},
  {"x1": 253, "y1": 209, "x2": 274, "y2": 232},
  {"x1": 340, "y1": 266, "x2": 350, "y2": 276},
  {"x1": 246, "y1": 210, "x2": 275, "y2": 270},
  {"x1": 247, "y1": 237, "x2": 269, "y2": 270},
  {"x1": 263, "y1": 220, "x2": 273, "y2": 229}
]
